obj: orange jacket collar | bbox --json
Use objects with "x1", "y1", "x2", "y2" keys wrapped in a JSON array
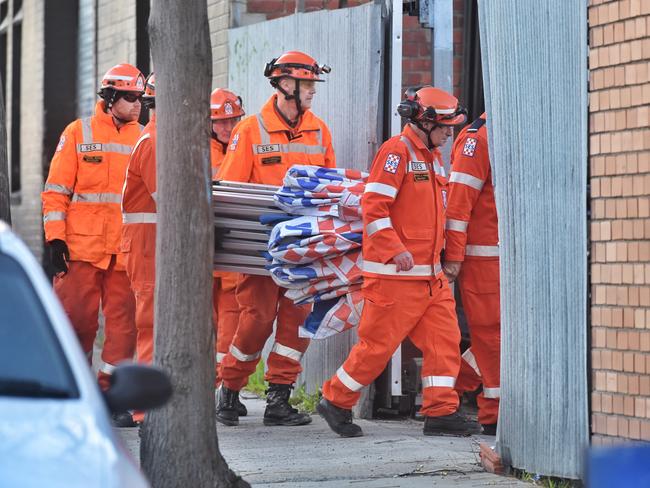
[
  {"x1": 260, "y1": 94, "x2": 320, "y2": 133},
  {"x1": 402, "y1": 123, "x2": 439, "y2": 159}
]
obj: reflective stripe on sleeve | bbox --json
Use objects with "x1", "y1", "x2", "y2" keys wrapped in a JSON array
[
  {"x1": 465, "y1": 245, "x2": 499, "y2": 257},
  {"x1": 449, "y1": 171, "x2": 484, "y2": 191},
  {"x1": 99, "y1": 361, "x2": 116, "y2": 375},
  {"x1": 123, "y1": 212, "x2": 157, "y2": 224},
  {"x1": 363, "y1": 260, "x2": 443, "y2": 277},
  {"x1": 421, "y1": 376, "x2": 456, "y2": 388},
  {"x1": 72, "y1": 193, "x2": 122, "y2": 204},
  {"x1": 445, "y1": 219, "x2": 468, "y2": 232},
  {"x1": 44, "y1": 183, "x2": 73, "y2": 195},
  {"x1": 229, "y1": 344, "x2": 261, "y2": 362},
  {"x1": 483, "y1": 387, "x2": 501, "y2": 399},
  {"x1": 366, "y1": 217, "x2": 393, "y2": 237},
  {"x1": 336, "y1": 366, "x2": 364, "y2": 392},
  {"x1": 43, "y1": 211, "x2": 66, "y2": 223},
  {"x1": 216, "y1": 352, "x2": 226, "y2": 363},
  {"x1": 270, "y1": 343, "x2": 303, "y2": 362},
  {"x1": 364, "y1": 182, "x2": 397, "y2": 199}
]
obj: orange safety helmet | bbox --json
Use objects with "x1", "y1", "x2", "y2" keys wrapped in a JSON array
[
  {"x1": 264, "y1": 51, "x2": 330, "y2": 82},
  {"x1": 210, "y1": 88, "x2": 245, "y2": 120},
  {"x1": 397, "y1": 86, "x2": 467, "y2": 126},
  {"x1": 99, "y1": 63, "x2": 146, "y2": 93},
  {"x1": 141, "y1": 73, "x2": 155, "y2": 109}
]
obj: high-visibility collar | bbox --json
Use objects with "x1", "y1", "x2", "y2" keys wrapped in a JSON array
[
  {"x1": 401, "y1": 124, "x2": 443, "y2": 163},
  {"x1": 260, "y1": 94, "x2": 321, "y2": 134}
]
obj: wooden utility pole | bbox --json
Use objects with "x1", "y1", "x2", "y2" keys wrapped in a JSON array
[
  {"x1": 0, "y1": 76, "x2": 11, "y2": 225},
  {"x1": 142, "y1": 1, "x2": 248, "y2": 486}
]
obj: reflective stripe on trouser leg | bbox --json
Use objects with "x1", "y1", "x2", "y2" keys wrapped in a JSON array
[
  {"x1": 455, "y1": 348, "x2": 482, "y2": 394},
  {"x1": 407, "y1": 280, "x2": 461, "y2": 417},
  {"x1": 220, "y1": 274, "x2": 278, "y2": 391},
  {"x1": 458, "y1": 259, "x2": 501, "y2": 424},
  {"x1": 53, "y1": 261, "x2": 102, "y2": 359},
  {"x1": 265, "y1": 292, "x2": 310, "y2": 385},
  {"x1": 99, "y1": 262, "x2": 137, "y2": 390},
  {"x1": 213, "y1": 280, "x2": 240, "y2": 386},
  {"x1": 322, "y1": 278, "x2": 428, "y2": 410}
]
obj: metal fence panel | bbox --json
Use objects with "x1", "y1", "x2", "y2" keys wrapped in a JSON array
[
  {"x1": 478, "y1": 0, "x2": 589, "y2": 479},
  {"x1": 228, "y1": 3, "x2": 384, "y2": 399}
]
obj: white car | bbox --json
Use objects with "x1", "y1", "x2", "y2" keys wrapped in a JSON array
[{"x1": 0, "y1": 221, "x2": 170, "y2": 487}]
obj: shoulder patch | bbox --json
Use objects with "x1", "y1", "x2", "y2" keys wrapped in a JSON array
[
  {"x1": 229, "y1": 133, "x2": 240, "y2": 152},
  {"x1": 383, "y1": 153, "x2": 401, "y2": 174},
  {"x1": 56, "y1": 135, "x2": 66, "y2": 153},
  {"x1": 462, "y1": 137, "x2": 477, "y2": 157}
]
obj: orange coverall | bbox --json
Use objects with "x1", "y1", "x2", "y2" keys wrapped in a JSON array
[
  {"x1": 121, "y1": 114, "x2": 157, "y2": 368},
  {"x1": 217, "y1": 94, "x2": 336, "y2": 391},
  {"x1": 322, "y1": 124, "x2": 461, "y2": 417},
  {"x1": 42, "y1": 100, "x2": 140, "y2": 390},
  {"x1": 446, "y1": 113, "x2": 501, "y2": 425},
  {"x1": 211, "y1": 137, "x2": 241, "y2": 385}
]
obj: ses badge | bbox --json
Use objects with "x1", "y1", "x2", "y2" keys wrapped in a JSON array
[
  {"x1": 462, "y1": 137, "x2": 477, "y2": 157},
  {"x1": 383, "y1": 153, "x2": 400, "y2": 174}
]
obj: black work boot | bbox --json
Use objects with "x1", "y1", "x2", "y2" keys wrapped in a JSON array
[
  {"x1": 316, "y1": 398, "x2": 363, "y2": 438},
  {"x1": 236, "y1": 396, "x2": 248, "y2": 417},
  {"x1": 481, "y1": 423, "x2": 497, "y2": 436},
  {"x1": 423, "y1": 411, "x2": 481, "y2": 436},
  {"x1": 216, "y1": 385, "x2": 240, "y2": 426},
  {"x1": 263, "y1": 383, "x2": 312, "y2": 426},
  {"x1": 111, "y1": 411, "x2": 136, "y2": 428}
]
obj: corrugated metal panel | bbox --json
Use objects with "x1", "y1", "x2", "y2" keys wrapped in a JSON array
[
  {"x1": 77, "y1": 0, "x2": 96, "y2": 117},
  {"x1": 478, "y1": 0, "x2": 588, "y2": 479},
  {"x1": 228, "y1": 3, "x2": 384, "y2": 399}
]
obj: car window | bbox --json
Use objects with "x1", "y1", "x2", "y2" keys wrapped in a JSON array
[{"x1": 0, "y1": 253, "x2": 79, "y2": 399}]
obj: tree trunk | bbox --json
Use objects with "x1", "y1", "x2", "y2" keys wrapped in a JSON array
[
  {"x1": 0, "y1": 76, "x2": 11, "y2": 225},
  {"x1": 141, "y1": 2, "x2": 248, "y2": 487}
]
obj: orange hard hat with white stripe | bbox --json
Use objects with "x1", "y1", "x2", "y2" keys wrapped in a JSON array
[
  {"x1": 264, "y1": 51, "x2": 330, "y2": 82},
  {"x1": 210, "y1": 88, "x2": 245, "y2": 120},
  {"x1": 100, "y1": 64, "x2": 145, "y2": 93},
  {"x1": 398, "y1": 86, "x2": 467, "y2": 126}
]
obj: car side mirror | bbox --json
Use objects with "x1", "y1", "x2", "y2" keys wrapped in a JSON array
[{"x1": 103, "y1": 363, "x2": 172, "y2": 414}]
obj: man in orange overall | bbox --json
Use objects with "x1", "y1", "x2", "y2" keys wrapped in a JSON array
[
  {"x1": 121, "y1": 73, "x2": 157, "y2": 391},
  {"x1": 210, "y1": 87, "x2": 247, "y2": 416},
  {"x1": 42, "y1": 63, "x2": 145, "y2": 427},
  {"x1": 443, "y1": 113, "x2": 500, "y2": 435},
  {"x1": 318, "y1": 87, "x2": 480, "y2": 437},
  {"x1": 216, "y1": 51, "x2": 335, "y2": 427}
]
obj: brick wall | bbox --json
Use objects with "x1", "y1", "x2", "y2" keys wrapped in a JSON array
[
  {"x1": 209, "y1": 0, "x2": 230, "y2": 88},
  {"x1": 588, "y1": 0, "x2": 650, "y2": 445},
  {"x1": 11, "y1": 0, "x2": 45, "y2": 259},
  {"x1": 97, "y1": 1, "x2": 137, "y2": 76}
]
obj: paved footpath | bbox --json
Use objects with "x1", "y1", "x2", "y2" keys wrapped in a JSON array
[{"x1": 119, "y1": 395, "x2": 528, "y2": 487}]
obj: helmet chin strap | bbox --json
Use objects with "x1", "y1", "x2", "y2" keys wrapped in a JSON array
[
  {"x1": 109, "y1": 105, "x2": 131, "y2": 126},
  {"x1": 413, "y1": 120, "x2": 437, "y2": 150},
  {"x1": 275, "y1": 78, "x2": 304, "y2": 116}
]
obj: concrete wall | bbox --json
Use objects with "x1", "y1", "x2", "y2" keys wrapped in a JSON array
[
  {"x1": 589, "y1": 0, "x2": 650, "y2": 445},
  {"x1": 96, "y1": 1, "x2": 136, "y2": 76}
]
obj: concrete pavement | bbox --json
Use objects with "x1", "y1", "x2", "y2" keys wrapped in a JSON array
[{"x1": 119, "y1": 395, "x2": 528, "y2": 487}]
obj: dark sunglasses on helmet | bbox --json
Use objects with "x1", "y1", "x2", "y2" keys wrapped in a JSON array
[{"x1": 120, "y1": 92, "x2": 142, "y2": 103}]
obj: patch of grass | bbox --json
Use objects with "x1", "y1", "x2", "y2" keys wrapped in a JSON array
[
  {"x1": 288, "y1": 385, "x2": 321, "y2": 414},
  {"x1": 515, "y1": 469, "x2": 582, "y2": 488},
  {"x1": 244, "y1": 360, "x2": 267, "y2": 397}
]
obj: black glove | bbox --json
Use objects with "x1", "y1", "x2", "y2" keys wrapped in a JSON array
[{"x1": 48, "y1": 239, "x2": 70, "y2": 275}]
